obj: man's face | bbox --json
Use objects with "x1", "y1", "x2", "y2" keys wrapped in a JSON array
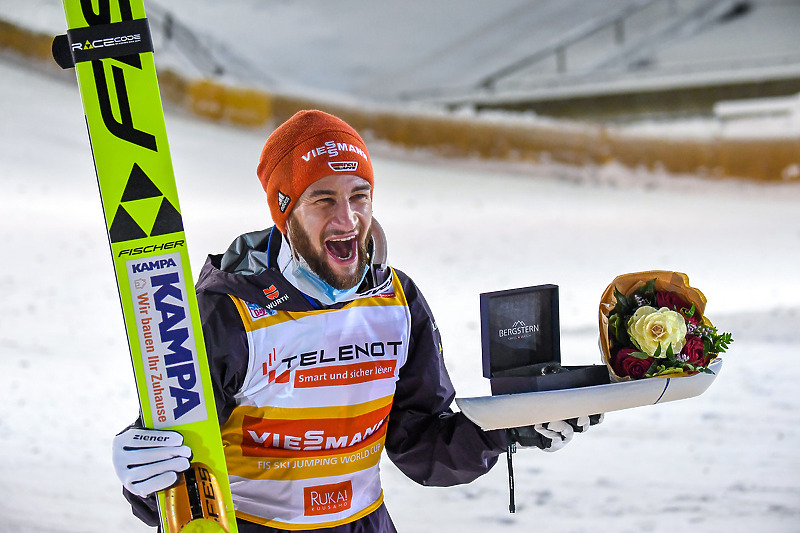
[{"x1": 286, "y1": 174, "x2": 373, "y2": 290}]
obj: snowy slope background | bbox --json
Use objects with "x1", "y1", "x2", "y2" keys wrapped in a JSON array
[{"x1": 1, "y1": 1, "x2": 800, "y2": 532}]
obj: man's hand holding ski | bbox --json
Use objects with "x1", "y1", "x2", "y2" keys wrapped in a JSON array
[{"x1": 113, "y1": 427, "x2": 192, "y2": 498}]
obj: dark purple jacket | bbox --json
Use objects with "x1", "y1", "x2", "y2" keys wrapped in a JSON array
[{"x1": 124, "y1": 227, "x2": 507, "y2": 531}]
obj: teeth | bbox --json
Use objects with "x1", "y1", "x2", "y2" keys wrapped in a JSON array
[{"x1": 326, "y1": 235, "x2": 356, "y2": 261}]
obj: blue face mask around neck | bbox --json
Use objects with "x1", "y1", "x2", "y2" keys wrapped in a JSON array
[{"x1": 290, "y1": 252, "x2": 369, "y2": 306}]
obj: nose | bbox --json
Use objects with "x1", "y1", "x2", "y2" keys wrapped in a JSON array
[{"x1": 330, "y1": 198, "x2": 358, "y2": 230}]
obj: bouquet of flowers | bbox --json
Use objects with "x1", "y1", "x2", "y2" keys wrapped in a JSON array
[{"x1": 599, "y1": 271, "x2": 732, "y2": 381}]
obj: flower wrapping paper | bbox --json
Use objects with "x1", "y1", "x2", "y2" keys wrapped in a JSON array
[{"x1": 599, "y1": 270, "x2": 711, "y2": 382}]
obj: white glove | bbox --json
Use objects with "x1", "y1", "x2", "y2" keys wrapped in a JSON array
[
  {"x1": 508, "y1": 414, "x2": 604, "y2": 453},
  {"x1": 112, "y1": 427, "x2": 192, "y2": 498},
  {"x1": 508, "y1": 420, "x2": 573, "y2": 452},
  {"x1": 567, "y1": 414, "x2": 605, "y2": 433},
  {"x1": 532, "y1": 420, "x2": 574, "y2": 452}
]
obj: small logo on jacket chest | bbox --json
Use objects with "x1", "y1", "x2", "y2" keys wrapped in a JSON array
[{"x1": 304, "y1": 481, "x2": 353, "y2": 516}]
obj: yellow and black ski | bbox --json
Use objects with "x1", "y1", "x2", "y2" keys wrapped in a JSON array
[{"x1": 53, "y1": 2, "x2": 237, "y2": 531}]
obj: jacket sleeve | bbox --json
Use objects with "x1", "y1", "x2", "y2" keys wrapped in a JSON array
[
  {"x1": 384, "y1": 270, "x2": 508, "y2": 486},
  {"x1": 196, "y1": 290, "x2": 250, "y2": 425}
]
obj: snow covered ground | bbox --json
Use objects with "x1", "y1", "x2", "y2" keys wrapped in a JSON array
[{"x1": 1, "y1": 40, "x2": 800, "y2": 532}]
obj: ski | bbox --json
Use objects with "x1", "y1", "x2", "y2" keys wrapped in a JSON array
[{"x1": 53, "y1": 2, "x2": 237, "y2": 531}]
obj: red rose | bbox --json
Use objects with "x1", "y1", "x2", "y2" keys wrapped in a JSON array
[
  {"x1": 681, "y1": 335, "x2": 707, "y2": 366},
  {"x1": 656, "y1": 291, "x2": 700, "y2": 324},
  {"x1": 613, "y1": 348, "x2": 653, "y2": 379}
]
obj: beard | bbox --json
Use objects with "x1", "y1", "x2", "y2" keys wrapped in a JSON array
[{"x1": 287, "y1": 216, "x2": 372, "y2": 290}]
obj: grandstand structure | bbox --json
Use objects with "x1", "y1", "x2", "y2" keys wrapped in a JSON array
[
  {"x1": 379, "y1": 0, "x2": 800, "y2": 120},
  {"x1": 1, "y1": 0, "x2": 797, "y2": 181},
  {"x1": 32, "y1": 0, "x2": 797, "y2": 121}
]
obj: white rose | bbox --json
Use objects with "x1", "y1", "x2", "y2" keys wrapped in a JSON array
[{"x1": 627, "y1": 306, "x2": 687, "y2": 357}]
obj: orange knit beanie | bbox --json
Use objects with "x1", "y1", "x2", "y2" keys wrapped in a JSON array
[{"x1": 256, "y1": 110, "x2": 374, "y2": 233}]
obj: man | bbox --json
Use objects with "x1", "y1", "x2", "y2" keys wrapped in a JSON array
[{"x1": 113, "y1": 110, "x2": 595, "y2": 531}]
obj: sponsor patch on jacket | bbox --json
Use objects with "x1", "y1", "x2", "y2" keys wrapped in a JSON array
[
  {"x1": 304, "y1": 481, "x2": 353, "y2": 516},
  {"x1": 245, "y1": 301, "x2": 276, "y2": 320}
]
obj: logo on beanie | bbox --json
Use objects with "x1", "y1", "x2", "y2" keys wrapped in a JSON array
[
  {"x1": 302, "y1": 141, "x2": 368, "y2": 162},
  {"x1": 328, "y1": 161, "x2": 358, "y2": 172},
  {"x1": 278, "y1": 191, "x2": 291, "y2": 213}
]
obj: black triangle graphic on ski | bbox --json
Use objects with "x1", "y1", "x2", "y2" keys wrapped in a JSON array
[
  {"x1": 121, "y1": 163, "x2": 162, "y2": 202},
  {"x1": 149, "y1": 198, "x2": 184, "y2": 237},
  {"x1": 109, "y1": 205, "x2": 148, "y2": 243}
]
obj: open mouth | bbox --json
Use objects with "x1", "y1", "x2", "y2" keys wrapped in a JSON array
[{"x1": 324, "y1": 234, "x2": 357, "y2": 263}]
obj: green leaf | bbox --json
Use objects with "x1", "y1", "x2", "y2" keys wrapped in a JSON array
[
  {"x1": 703, "y1": 330, "x2": 734, "y2": 355},
  {"x1": 629, "y1": 335, "x2": 644, "y2": 353},
  {"x1": 665, "y1": 343, "x2": 675, "y2": 359},
  {"x1": 608, "y1": 314, "x2": 628, "y2": 344},
  {"x1": 613, "y1": 286, "x2": 636, "y2": 316},
  {"x1": 647, "y1": 364, "x2": 667, "y2": 377},
  {"x1": 714, "y1": 332, "x2": 734, "y2": 353},
  {"x1": 652, "y1": 344, "x2": 662, "y2": 358},
  {"x1": 636, "y1": 279, "x2": 657, "y2": 304}
]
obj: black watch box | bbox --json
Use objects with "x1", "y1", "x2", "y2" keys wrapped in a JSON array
[{"x1": 480, "y1": 284, "x2": 609, "y2": 396}]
